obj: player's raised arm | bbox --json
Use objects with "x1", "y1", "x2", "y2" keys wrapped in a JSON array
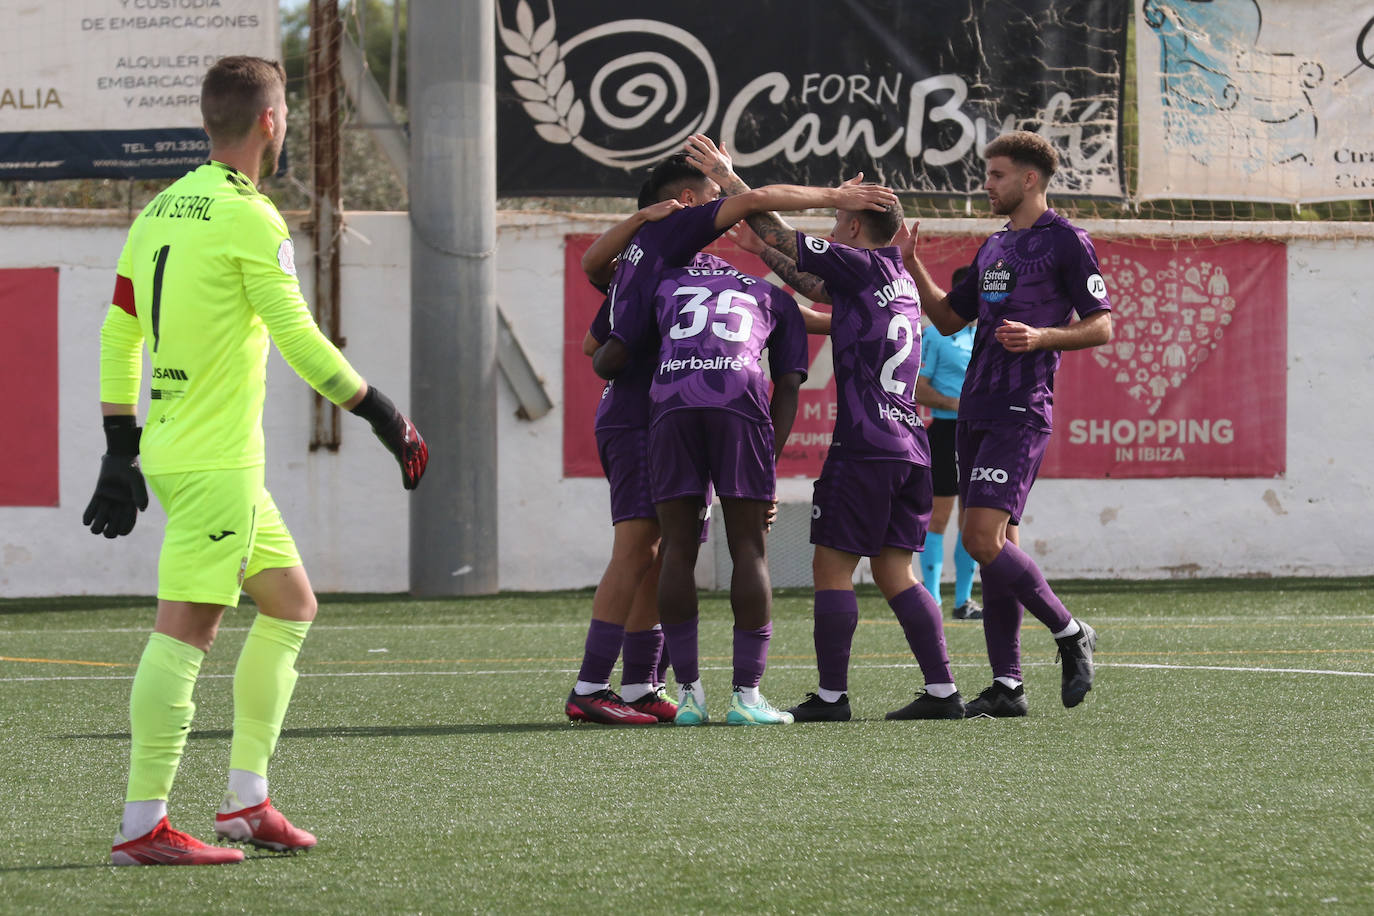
[
  {"x1": 895, "y1": 219, "x2": 967, "y2": 336},
  {"x1": 715, "y1": 177, "x2": 897, "y2": 239},
  {"x1": 729, "y1": 222, "x2": 833, "y2": 309},
  {"x1": 581, "y1": 198, "x2": 685, "y2": 289}
]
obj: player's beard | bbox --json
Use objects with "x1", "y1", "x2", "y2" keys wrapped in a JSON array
[
  {"x1": 990, "y1": 187, "x2": 1021, "y2": 216},
  {"x1": 260, "y1": 136, "x2": 284, "y2": 178}
]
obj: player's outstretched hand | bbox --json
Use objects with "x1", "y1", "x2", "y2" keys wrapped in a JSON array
[
  {"x1": 350, "y1": 385, "x2": 430, "y2": 490},
  {"x1": 83, "y1": 417, "x2": 148, "y2": 538},
  {"x1": 894, "y1": 219, "x2": 919, "y2": 264},
  {"x1": 834, "y1": 174, "x2": 899, "y2": 212},
  {"x1": 684, "y1": 133, "x2": 733, "y2": 181}
]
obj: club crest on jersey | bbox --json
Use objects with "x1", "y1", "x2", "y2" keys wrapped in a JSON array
[
  {"x1": 980, "y1": 259, "x2": 1016, "y2": 303},
  {"x1": 805, "y1": 236, "x2": 830, "y2": 254},
  {"x1": 277, "y1": 239, "x2": 297, "y2": 276}
]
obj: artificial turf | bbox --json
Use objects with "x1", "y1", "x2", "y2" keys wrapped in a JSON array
[{"x1": 1, "y1": 579, "x2": 1371, "y2": 913}]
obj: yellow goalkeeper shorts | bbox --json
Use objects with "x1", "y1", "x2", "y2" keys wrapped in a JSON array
[{"x1": 146, "y1": 466, "x2": 301, "y2": 607}]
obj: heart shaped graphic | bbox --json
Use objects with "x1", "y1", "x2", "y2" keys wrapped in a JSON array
[{"x1": 1091, "y1": 253, "x2": 1238, "y2": 415}]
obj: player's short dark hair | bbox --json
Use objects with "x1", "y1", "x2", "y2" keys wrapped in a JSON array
[
  {"x1": 855, "y1": 197, "x2": 903, "y2": 246},
  {"x1": 639, "y1": 154, "x2": 714, "y2": 206},
  {"x1": 984, "y1": 131, "x2": 1058, "y2": 185},
  {"x1": 201, "y1": 56, "x2": 286, "y2": 144},
  {"x1": 952, "y1": 265, "x2": 971, "y2": 286}
]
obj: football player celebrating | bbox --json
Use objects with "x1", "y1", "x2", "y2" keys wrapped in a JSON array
[
  {"x1": 901, "y1": 131, "x2": 1111, "y2": 717},
  {"x1": 686, "y1": 136, "x2": 964, "y2": 722}
]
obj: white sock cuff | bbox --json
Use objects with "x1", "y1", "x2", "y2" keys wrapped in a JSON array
[
  {"x1": 118, "y1": 799, "x2": 167, "y2": 842},
  {"x1": 1052, "y1": 619, "x2": 1082, "y2": 640}
]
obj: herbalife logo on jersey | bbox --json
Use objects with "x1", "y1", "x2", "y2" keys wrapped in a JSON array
[
  {"x1": 660, "y1": 354, "x2": 751, "y2": 374},
  {"x1": 980, "y1": 259, "x2": 1016, "y2": 303},
  {"x1": 878, "y1": 401, "x2": 918, "y2": 427}
]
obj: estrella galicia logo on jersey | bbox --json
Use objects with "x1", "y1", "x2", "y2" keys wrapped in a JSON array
[
  {"x1": 151, "y1": 367, "x2": 188, "y2": 380},
  {"x1": 980, "y1": 259, "x2": 1016, "y2": 303},
  {"x1": 277, "y1": 238, "x2": 297, "y2": 276},
  {"x1": 208, "y1": 530, "x2": 236, "y2": 542},
  {"x1": 805, "y1": 235, "x2": 830, "y2": 254},
  {"x1": 1086, "y1": 273, "x2": 1108, "y2": 300}
]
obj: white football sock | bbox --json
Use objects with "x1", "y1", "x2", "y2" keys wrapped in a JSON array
[
  {"x1": 734, "y1": 685, "x2": 760, "y2": 705},
  {"x1": 817, "y1": 687, "x2": 845, "y2": 703},
  {"x1": 220, "y1": 768, "x2": 268, "y2": 813},
  {"x1": 679, "y1": 680, "x2": 706, "y2": 706},
  {"x1": 618, "y1": 682, "x2": 653, "y2": 702},
  {"x1": 1052, "y1": 620, "x2": 1081, "y2": 639},
  {"x1": 925, "y1": 682, "x2": 957, "y2": 698},
  {"x1": 995, "y1": 676, "x2": 1023, "y2": 690},
  {"x1": 117, "y1": 799, "x2": 167, "y2": 842},
  {"x1": 573, "y1": 680, "x2": 610, "y2": 696}
]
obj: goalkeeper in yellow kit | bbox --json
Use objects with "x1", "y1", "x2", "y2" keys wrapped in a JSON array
[{"x1": 86, "y1": 56, "x2": 428, "y2": 866}]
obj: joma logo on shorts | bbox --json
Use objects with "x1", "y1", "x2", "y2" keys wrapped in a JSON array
[{"x1": 969, "y1": 467, "x2": 1009, "y2": 483}]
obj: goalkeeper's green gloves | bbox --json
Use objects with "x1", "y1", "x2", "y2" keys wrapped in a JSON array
[
  {"x1": 350, "y1": 386, "x2": 429, "y2": 490},
  {"x1": 83, "y1": 415, "x2": 149, "y2": 538}
]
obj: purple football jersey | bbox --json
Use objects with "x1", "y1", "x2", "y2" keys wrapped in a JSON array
[
  {"x1": 591, "y1": 229, "x2": 733, "y2": 433},
  {"x1": 614, "y1": 265, "x2": 808, "y2": 425},
  {"x1": 794, "y1": 233, "x2": 929, "y2": 466},
  {"x1": 947, "y1": 209, "x2": 1111, "y2": 431}
]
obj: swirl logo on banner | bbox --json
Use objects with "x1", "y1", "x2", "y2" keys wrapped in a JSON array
[{"x1": 498, "y1": 0, "x2": 717, "y2": 169}]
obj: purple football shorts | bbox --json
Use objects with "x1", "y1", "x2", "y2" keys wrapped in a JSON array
[
  {"x1": 810, "y1": 455, "x2": 932, "y2": 557},
  {"x1": 598, "y1": 425, "x2": 711, "y2": 540},
  {"x1": 649, "y1": 409, "x2": 775, "y2": 504},
  {"x1": 597, "y1": 426, "x2": 655, "y2": 524},
  {"x1": 956, "y1": 420, "x2": 1050, "y2": 525}
]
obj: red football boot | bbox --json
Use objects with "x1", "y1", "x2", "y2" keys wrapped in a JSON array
[
  {"x1": 110, "y1": 817, "x2": 245, "y2": 866},
  {"x1": 214, "y1": 799, "x2": 317, "y2": 852},
  {"x1": 625, "y1": 686, "x2": 679, "y2": 723},
  {"x1": 565, "y1": 688, "x2": 658, "y2": 724}
]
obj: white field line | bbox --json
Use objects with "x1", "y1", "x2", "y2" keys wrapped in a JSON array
[
  {"x1": 2, "y1": 613, "x2": 1372, "y2": 637},
  {"x1": 2, "y1": 660, "x2": 1372, "y2": 684}
]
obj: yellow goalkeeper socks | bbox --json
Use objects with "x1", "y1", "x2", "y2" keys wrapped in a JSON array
[
  {"x1": 229, "y1": 614, "x2": 311, "y2": 779},
  {"x1": 125, "y1": 632, "x2": 204, "y2": 805}
]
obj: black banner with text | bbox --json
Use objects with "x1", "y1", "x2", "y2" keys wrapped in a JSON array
[{"x1": 496, "y1": 0, "x2": 1126, "y2": 197}]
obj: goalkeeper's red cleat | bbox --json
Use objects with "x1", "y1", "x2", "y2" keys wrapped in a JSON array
[
  {"x1": 110, "y1": 817, "x2": 245, "y2": 866},
  {"x1": 214, "y1": 799, "x2": 317, "y2": 852}
]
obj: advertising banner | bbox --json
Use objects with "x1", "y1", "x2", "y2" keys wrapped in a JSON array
[
  {"x1": 1137, "y1": 0, "x2": 1374, "y2": 202},
  {"x1": 0, "y1": 0, "x2": 278, "y2": 180},
  {"x1": 564, "y1": 234, "x2": 1287, "y2": 482},
  {"x1": 0, "y1": 268, "x2": 60, "y2": 507},
  {"x1": 501, "y1": 0, "x2": 1125, "y2": 197},
  {"x1": 1043, "y1": 239, "x2": 1287, "y2": 478}
]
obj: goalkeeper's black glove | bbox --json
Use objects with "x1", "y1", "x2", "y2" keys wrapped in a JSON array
[
  {"x1": 350, "y1": 385, "x2": 429, "y2": 490},
  {"x1": 82, "y1": 415, "x2": 149, "y2": 538}
]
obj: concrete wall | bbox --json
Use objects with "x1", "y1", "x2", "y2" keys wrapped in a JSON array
[{"x1": 1, "y1": 211, "x2": 1369, "y2": 597}]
